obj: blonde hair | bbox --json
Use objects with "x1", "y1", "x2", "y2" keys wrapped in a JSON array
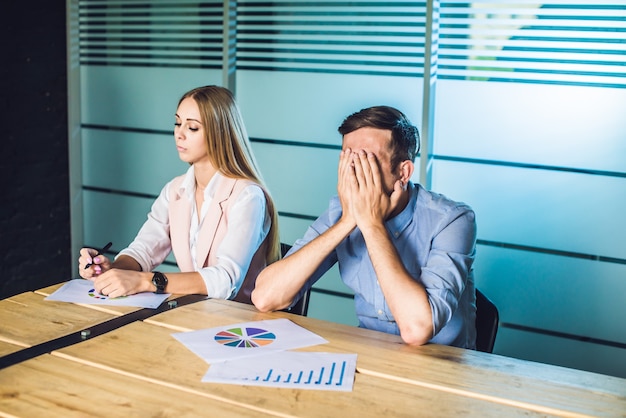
[{"x1": 179, "y1": 85, "x2": 280, "y2": 263}]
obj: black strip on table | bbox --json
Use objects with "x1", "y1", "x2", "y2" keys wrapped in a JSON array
[{"x1": 0, "y1": 294, "x2": 207, "y2": 370}]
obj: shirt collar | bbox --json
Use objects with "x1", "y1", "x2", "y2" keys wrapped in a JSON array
[{"x1": 178, "y1": 165, "x2": 220, "y2": 200}]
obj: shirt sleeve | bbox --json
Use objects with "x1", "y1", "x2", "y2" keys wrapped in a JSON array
[
  {"x1": 198, "y1": 185, "x2": 271, "y2": 299},
  {"x1": 421, "y1": 207, "x2": 477, "y2": 336},
  {"x1": 115, "y1": 182, "x2": 173, "y2": 272},
  {"x1": 286, "y1": 198, "x2": 340, "y2": 305}
]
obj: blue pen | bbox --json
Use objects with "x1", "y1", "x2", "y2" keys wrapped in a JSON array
[{"x1": 84, "y1": 242, "x2": 113, "y2": 269}]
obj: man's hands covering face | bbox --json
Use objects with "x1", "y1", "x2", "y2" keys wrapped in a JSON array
[{"x1": 338, "y1": 148, "x2": 403, "y2": 231}]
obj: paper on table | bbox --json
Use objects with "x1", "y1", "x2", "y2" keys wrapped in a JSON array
[
  {"x1": 45, "y1": 279, "x2": 170, "y2": 309},
  {"x1": 172, "y1": 318, "x2": 328, "y2": 363},
  {"x1": 203, "y1": 351, "x2": 357, "y2": 391}
]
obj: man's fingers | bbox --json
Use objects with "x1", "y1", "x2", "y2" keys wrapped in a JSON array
[
  {"x1": 353, "y1": 150, "x2": 382, "y2": 191},
  {"x1": 352, "y1": 151, "x2": 367, "y2": 188},
  {"x1": 338, "y1": 149, "x2": 354, "y2": 188},
  {"x1": 366, "y1": 151, "x2": 382, "y2": 190}
]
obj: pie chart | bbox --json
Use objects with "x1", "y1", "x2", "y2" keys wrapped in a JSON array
[
  {"x1": 87, "y1": 288, "x2": 127, "y2": 300},
  {"x1": 214, "y1": 327, "x2": 276, "y2": 348}
]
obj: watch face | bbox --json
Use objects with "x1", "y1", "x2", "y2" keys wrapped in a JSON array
[{"x1": 152, "y1": 272, "x2": 167, "y2": 293}]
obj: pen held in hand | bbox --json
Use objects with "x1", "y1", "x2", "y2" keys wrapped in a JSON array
[{"x1": 84, "y1": 241, "x2": 113, "y2": 269}]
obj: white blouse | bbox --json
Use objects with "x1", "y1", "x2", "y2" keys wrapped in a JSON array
[{"x1": 116, "y1": 165, "x2": 271, "y2": 299}]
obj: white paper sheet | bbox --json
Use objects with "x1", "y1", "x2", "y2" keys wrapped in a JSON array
[
  {"x1": 203, "y1": 351, "x2": 357, "y2": 391},
  {"x1": 45, "y1": 279, "x2": 170, "y2": 309},
  {"x1": 172, "y1": 318, "x2": 328, "y2": 363}
]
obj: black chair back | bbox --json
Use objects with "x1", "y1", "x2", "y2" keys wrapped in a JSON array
[{"x1": 475, "y1": 288, "x2": 499, "y2": 353}]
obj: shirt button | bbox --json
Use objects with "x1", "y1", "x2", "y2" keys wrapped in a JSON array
[
  {"x1": 394, "y1": 231, "x2": 400, "y2": 237},
  {"x1": 377, "y1": 309, "x2": 383, "y2": 315}
]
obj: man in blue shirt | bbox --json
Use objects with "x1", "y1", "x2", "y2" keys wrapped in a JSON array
[{"x1": 252, "y1": 106, "x2": 477, "y2": 348}]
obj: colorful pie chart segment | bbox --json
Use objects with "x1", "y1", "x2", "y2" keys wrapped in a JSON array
[
  {"x1": 87, "y1": 288, "x2": 127, "y2": 300},
  {"x1": 214, "y1": 327, "x2": 276, "y2": 348}
]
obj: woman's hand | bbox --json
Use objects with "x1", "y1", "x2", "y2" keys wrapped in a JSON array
[
  {"x1": 78, "y1": 247, "x2": 112, "y2": 279},
  {"x1": 92, "y1": 269, "x2": 152, "y2": 298}
]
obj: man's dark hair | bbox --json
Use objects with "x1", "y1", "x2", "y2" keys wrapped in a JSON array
[{"x1": 338, "y1": 106, "x2": 420, "y2": 171}]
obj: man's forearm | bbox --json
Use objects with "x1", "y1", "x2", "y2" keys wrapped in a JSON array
[
  {"x1": 252, "y1": 218, "x2": 355, "y2": 311},
  {"x1": 360, "y1": 223, "x2": 434, "y2": 345}
]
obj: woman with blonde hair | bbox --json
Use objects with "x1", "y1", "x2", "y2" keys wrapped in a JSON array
[{"x1": 78, "y1": 85, "x2": 280, "y2": 304}]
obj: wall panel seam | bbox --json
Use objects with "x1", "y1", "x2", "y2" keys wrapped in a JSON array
[{"x1": 501, "y1": 322, "x2": 626, "y2": 350}]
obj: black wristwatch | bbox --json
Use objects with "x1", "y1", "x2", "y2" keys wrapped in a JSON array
[{"x1": 151, "y1": 271, "x2": 168, "y2": 294}]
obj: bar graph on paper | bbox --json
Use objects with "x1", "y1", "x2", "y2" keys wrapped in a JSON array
[
  {"x1": 203, "y1": 351, "x2": 357, "y2": 391},
  {"x1": 252, "y1": 358, "x2": 349, "y2": 386}
]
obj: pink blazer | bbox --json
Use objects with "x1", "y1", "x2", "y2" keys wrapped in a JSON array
[{"x1": 168, "y1": 174, "x2": 269, "y2": 304}]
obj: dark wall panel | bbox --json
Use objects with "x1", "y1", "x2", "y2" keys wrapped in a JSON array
[{"x1": 0, "y1": 2, "x2": 70, "y2": 298}]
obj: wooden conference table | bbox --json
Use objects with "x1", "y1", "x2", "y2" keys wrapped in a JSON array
[{"x1": 1, "y1": 283, "x2": 625, "y2": 417}]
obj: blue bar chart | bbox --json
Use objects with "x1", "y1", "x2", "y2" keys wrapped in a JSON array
[
  {"x1": 203, "y1": 351, "x2": 357, "y2": 391},
  {"x1": 255, "y1": 359, "x2": 349, "y2": 386}
]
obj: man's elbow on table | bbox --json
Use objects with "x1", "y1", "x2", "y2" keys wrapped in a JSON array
[
  {"x1": 250, "y1": 283, "x2": 289, "y2": 313},
  {"x1": 398, "y1": 322, "x2": 433, "y2": 346},
  {"x1": 251, "y1": 265, "x2": 279, "y2": 309},
  {"x1": 251, "y1": 288, "x2": 273, "y2": 312}
]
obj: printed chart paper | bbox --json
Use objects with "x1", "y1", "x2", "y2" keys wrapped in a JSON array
[
  {"x1": 172, "y1": 318, "x2": 328, "y2": 363},
  {"x1": 203, "y1": 351, "x2": 357, "y2": 391},
  {"x1": 45, "y1": 279, "x2": 170, "y2": 309}
]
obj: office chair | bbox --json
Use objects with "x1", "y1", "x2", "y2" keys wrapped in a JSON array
[
  {"x1": 278, "y1": 243, "x2": 311, "y2": 316},
  {"x1": 475, "y1": 288, "x2": 499, "y2": 353}
]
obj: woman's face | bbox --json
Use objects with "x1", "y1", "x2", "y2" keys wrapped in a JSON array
[{"x1": 174, "y1": 97, "x2": 209, "y2": 165}]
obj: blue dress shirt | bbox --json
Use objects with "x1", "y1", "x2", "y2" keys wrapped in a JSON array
[{"x1": 289, "y1": 182, "x2": 477, "y2": 348}]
